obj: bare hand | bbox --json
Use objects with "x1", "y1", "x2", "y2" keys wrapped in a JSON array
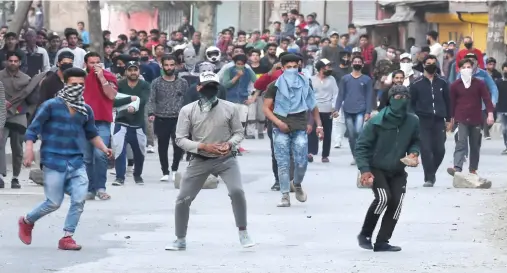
[
  {"x1": 316, "y1": 127, "x2": 324, "y2": 140},
  {"x1": 148, "y1": 116, "x2": 155, "y2": 122},
  {"x1": 6, "y1": 100, "x2": 11, "y2": 109},
  {"x1": 102, "y1": 148, "x2": 113, "y2": 159},
  {"x1": 131, "y1": 96, "x2": 137, "y2": 101},
  {"x1": 236, "y1": 69, "x2": 244, "y2": 77},
  {"x1": 217, "y1": 142, "x2": 231, "y2": 155},
  {"x1": 364, "y1": 114, "x2": 371, "y2": 121},
  {"x1": 94, "y1": 64, "x2": 104, "y2": 79},
  {"x1": 446, "y1": 120, "x2": 454, "y2": 132},
  {"x1": 381, "y1": 75, "x2": 387, "y2": 82},
  {"x1": 360, "y1": 172, "x2": 375, "y2": 187},
  {"x1": 332, "y1": 111, "x2": 339, "y2": 118},
  {"x1": 202, "y1": 143, "x2": 224, "y2": 155},
  {"x1": 23, "y1": 149, "x2": 34, "y2": 167},
  {"x1": 127, "y1": 106, "x2": 135, "y2": 113},
  {"x1": 487, "y1": 114, "x2": 494, "y2": 126},
  {"x1": 244, "y1": 97, "x2": 256, "y2": 105},
  {"x1": 306, "y1": 124, "x2": 312, "y2": 134},
  {"x1": 400, "y1": 153, "x2": 419, "y2": 167},
  {"x1": 277, "y1": 121, "x2": 290, "y2": 133}
]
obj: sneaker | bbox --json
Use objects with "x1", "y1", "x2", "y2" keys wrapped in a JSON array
[
  {"x1": 290, "y1": 180, "x2": 296, "y2": 192},
  {"x1": 147, "y1": 145, "x2": 155, "y2": 154},
  {"x1": 321, "y1": 157, "x2": 330, "y2": 163},
  {"x1": 334, "y1": 144, "x2": 341, "y2": 149},
  {"x1": 294, "y1": 184, "x2": 307, "y2": 202},
  {"x1": 85, "y1": 192, "x2": 96, "y2": 200},
  {"x1": 357, "y1": 234, "x2": 373, "y2": 250},
  {"x1": 277, "y1": 193, "x2": 291, "y2": 207},
  {"x1": 58, "y1": 236, "x2": 82, "y2": 251},
  {"x1": 485, "y1": 136, "x2": 492, "y2": 140},
  {"x1": 11, "y1": 178, "x2": 21, "y2": 189},
  {"x1": 373, "y1": 242, "x2": 402, "y2": 252},
  {"x1": 307, "y1": 154, "x2": 314, "y2": 163},
  {"x1": 18, "y1": 216, "x2": 34, "y2": 245},
  {"x1": 422, "y1": 181, "x2": 434, "y2": 187},
  {"x1": 257, "y1": 133, "x2": 264, "y2": 139},
  {"x1": 112, "y1": 178, "x2": 124, "y2": 186},
  {"x1": 447, "y1": 167, "x2": 461, "y2": 177},
  {"x1": 239, "y1": 230, "x2": 256, "y2": 248},
  {"x1": 238, "y1": 147, "x2": 246, "y2": 153},
  {"x1": 271, "y1": 181, "x2": 280, "y2": 191},
  {"x1": 245, "y1": 135, "x2": 255, "y2": 140},
  {"x1": 501, "y1": 149, "x2": 507, "y2": 155},
  {"x1": 134, "y1": 176, "x2": 144, "y2": 185},
  {"x1": 165, "y1": 238, "x2": 186, "y2": 251},
  {"x1": 160, "y1": 175, "x2": 169, "y2": 182},
  {"x1": 172, "y1": 172, "x2": 177, "y2": 182},
  {"x1": 350, "y1": 160, "x2": 356, "y2": 166}
]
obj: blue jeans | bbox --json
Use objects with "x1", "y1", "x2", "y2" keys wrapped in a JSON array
[
  {"x1": 113, "y1": 124, "x2": 147, "y2": 180},
  {"x1": 84, "y1": 121, "x2": 110, "y2": 193},
  {"x1": 273, "y1": 129, "x2": 308, "y2": 194},
  {"x1": 26, "y1": 165, "x2": 88, "y2": 233},
  {"x1": 344, "y1": 112, "x2": 365, "y2": 157}
]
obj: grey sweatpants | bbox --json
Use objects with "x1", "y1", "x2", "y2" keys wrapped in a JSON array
[
  {"x1": 453, "y1": 123, "x2": 482, "y2": 171},
  {"x1": 175, "y1": 155, "x2": 247, "y2": 238},
  {"x1": 0, "y1": 127, "x2": 24, "y2": 176}
]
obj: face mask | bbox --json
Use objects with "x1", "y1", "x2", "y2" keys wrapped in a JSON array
[
  {"x1": 116, "y1": 66, "x2": 126, "y2": 76},
  {"x1": 460, "y1": 68, "x2": 473, "y2": 77},
  {"x1": 284, "y1": 68, "x2": 298, "y2": 75},
  {"x1": 199, "y1": 86, "x2": 219, "y2": 112},
  {"x1": 200, "y1": 86, "x2": 219, "y2": 99},
  {"x1": 352, "y1": 64, "x2": 362, "y2": 71},
  {"x1": 164, "y1": 69, "x2": 175, "y2": 76},
  {"x1": 340, "y1": 59, "x2": 350, "y2": 66},
  {"x1": 464, "y1": 42, "x2": 473, "y2": 49},
  {"x1": 324, "y1": 70, "x2": 333, "y2": 76},
  {"x1": 140, "y1": 56, "x2": 149, "y2": 62},
  {"x1": 60, "y1": 63, "x2": 73, "y2": 72},
  {"x1": 400, "y1": 63, "x2": 412, "y2": 73},
  {"x1": 424, "y1": 64, "x2": 437, "y2": 74},
  {"x1": 389, "y1": 98, "x2": 408, "y2": 114}
]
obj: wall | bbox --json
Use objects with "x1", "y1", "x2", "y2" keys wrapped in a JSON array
[
  {"x1": 101, "y1": 5, "x2": 158, "y2": 40},
  {"x1": 299, "y1": 0, "x2": 325, "y2": 21},
  {"x1": 48, "y1": 0, "x2": 88, "y2": 33},
  {"x1": 216, "y1": 1, "x2": 240, "y2": 35}
]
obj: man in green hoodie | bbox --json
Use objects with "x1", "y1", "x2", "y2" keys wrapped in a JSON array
[{"x1": 354, "y1": 85, "x2": 420, "y2": 252}]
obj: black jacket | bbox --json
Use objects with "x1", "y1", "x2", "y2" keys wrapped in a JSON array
[{"x1": 410, "y1": 75, "x2": 450, "y2": 121}]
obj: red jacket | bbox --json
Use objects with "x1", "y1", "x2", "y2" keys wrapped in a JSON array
[
  {"x1": 83, "y1": 69, "x2": 118, "y2": 123},
  {"x1": 455, "y1": 48, "x2": 484, "y2": 72},
  {"x1": 254, "y1": 69, "x2": 283, "y2": 92}
]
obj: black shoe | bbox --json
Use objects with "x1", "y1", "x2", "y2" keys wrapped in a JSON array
[
  {"x1": 271, "y1": 181, "x2": 280, "y2": 191},
  {"x1": 357, "y1": 234, "x2": 373, "y2": 250},
  {"x1": 11, "y1": 178, "x2": 21, "y2": 189},
  {"x1": 134, "y1": 176, "x2": 144, "y2": 185},
  {"x1": 258, "y1": 133, "x2": 264, "y2": 139},
  {"x1": 112, "y1": 178, "x2": 124, "y2": 186},
  {"x1": 245, "y1": 135, "x2": 255, "y2": 140},
  {"x1": 0, "y1": 177, "x2": 4, "y2": 188},
  {"x1": 373, "y1": 242, "x2": 402, "y2": 252}
]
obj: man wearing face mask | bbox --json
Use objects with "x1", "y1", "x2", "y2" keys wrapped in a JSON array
[
  {"x1": 148, "y1": 55, "x2": 189, "y2": 183},
  {"x1": 447, "y1": 59, "x2": 494, "y2": 179},
  {"x1": 334, "y1": 56, "x2": 374, "y2": 165},
  {"x1": 54, "y1": 28, "x2": 87, "y2": 69},
  {"x1": 39, "y1": 51, "x2": 74, "y2": 104},
  {"x1": 355, "y1": 84, "x2": 420, "y2": 252},
  {"x1": 374, "y1": 46, "x2": 399, "y2": 104},
  {"x1": 166, "y1": 71, "x2": 255, "y2": 251},
  {"x1": 177, "y1": 47, "x2": 199, "y2": 86},
  {"x1": 426, "y1": 31, "x2": 443, "y2": 73},
  {"x1": 455, "y1": 36, "x2": 484, "y2": 72},
  {"x1": 410, "y1": 54, "x2": 450, "y2": 187},
  {"x1": 384, "y1": 53, "x2": 422, "y2": 87}
]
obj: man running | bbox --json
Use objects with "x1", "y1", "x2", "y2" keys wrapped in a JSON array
[
  {"x1": 166, "y1": 71, "x2": 254, "y2": 250},
  {"x1": 355, "y1": 85, "x2": 420, "y2": 252},
  {"x1": 19, "y1": 68, "x2": 112, "y2": 250}
]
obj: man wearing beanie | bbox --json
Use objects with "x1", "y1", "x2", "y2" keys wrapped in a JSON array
[{"x1": 355, "y1": 84, "x2": 420, "y2": 252}]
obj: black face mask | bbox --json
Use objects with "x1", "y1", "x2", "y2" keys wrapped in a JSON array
[
  {"x1": 140, "y1": 56, "x2": 149, "y2": 62},
  {"x1": 164, "y1": 69, "x2": 175, "y2": 76},
  {"x1": 426, "y1": 39, "x2": 431, "y2": 45},
  {"x1": 115, "y1": 66, "x2": 126, "y2": 76},
  {"x1": 352, "y1": 64, "x2": 362, "y2": 71},
  {"x1": 424, "y1": 64, "x2": 437, "y2": 74},
  {"x1": 298, "y1": 67, "x2": 302, "y2": 73},
  {"x1": 464, "y1": 42, "x2": 473, "y2": 49},
  {"x1": 200, "y1": 86, "x2": 219, "y2": 99},
  {"x1": 340, "y1": 59, "x2": 350, "y2": 66},
  {"x1": 324, "y1": 70, "x2": 333, "y2": 76},
  {"x1": 59, "y1": 63, "x2": 73, "y2": 72}
]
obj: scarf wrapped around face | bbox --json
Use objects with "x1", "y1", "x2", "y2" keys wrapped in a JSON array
[{"x1": 57, "y1": 85, "x2": 88, "y2": 116}]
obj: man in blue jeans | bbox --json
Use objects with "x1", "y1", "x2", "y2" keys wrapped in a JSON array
[
  {"x1": 263, "y1": 53, "x2": 324, "y2": 207},
  {"x1": 19, "y1": 68, "x2": 112, "y2": 250},
  {"x1": 334, "y1": 55, "x2": 373, "y2": 165}
]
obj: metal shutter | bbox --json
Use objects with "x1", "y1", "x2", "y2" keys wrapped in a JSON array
[
  {"x1": 325, "y1": 0, "x2": 350, "y2": 35},
  {"x1": 352, "y1": 0, "x2": 377, "y2": 22},
  {"x1": 239, "y1": 1, "x2": 261, "y2": 32}
]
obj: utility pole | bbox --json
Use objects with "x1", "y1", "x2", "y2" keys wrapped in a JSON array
[
  {"x1": 486, "y1": 0, "x2": 506, "y2": 70},
  {"x1": 87, "y1": 0, "x2": 104, "y2": 59},
  {"x1": 7, "y1": 0, "x2": 33, "y2": 35}
]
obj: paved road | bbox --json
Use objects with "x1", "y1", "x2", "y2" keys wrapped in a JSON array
[{"x1": 0, "y1": 137, "x2": 506, "y2": 273}]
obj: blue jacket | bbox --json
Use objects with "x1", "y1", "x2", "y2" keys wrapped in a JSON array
[{"x1": 456, "y1": 68, "x2": 499, "y2": 108}]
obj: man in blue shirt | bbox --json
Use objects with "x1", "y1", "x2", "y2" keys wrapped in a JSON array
[
  {"x1": 77, "y1": 21, "x2": 90, "y2": 46},
  {"x1": 18, "y1": 68, "x2": 112, "y2": 251}
]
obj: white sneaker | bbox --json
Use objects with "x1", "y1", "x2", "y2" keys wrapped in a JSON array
[
  {"x1": 147, "y1": 145, "x2": 155, "y2": 153},
  {"x1": 160, "y1": 175, "x2": 169, "y2": 181},
  {"x1": 172, "y1": 172, "x2": 177, "y2": 182},
  {"x1": 238, "y1": 230, "x2": 256, "y2": 248},
  {"x1": 334, "y1": 143, "x2": 341, "y2": 148}
]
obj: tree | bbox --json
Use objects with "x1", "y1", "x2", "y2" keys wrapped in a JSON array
[
  {"x1": 7, "y1": 0, "x2": 33, "y2": 35},
  {"x1": 486, "y1": 0, "x2": 506, "y2": 70},
  {"x1": 194, "y1": 1, "x2": 221, "y2": 46},
  {"x1": 87, "y1": 0, "x2": 104, "y2": 59}
]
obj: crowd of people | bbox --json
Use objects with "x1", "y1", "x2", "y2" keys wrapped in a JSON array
[{"x1": 0, "y1": 8, "x2": 505, "y2": 253}]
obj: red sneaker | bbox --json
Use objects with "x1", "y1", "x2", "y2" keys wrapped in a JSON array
[
  {"x1": 18, "y1": 216, "x2": 34, "y2": 245},
  {"x1": 58, "y1": 236, "x2": 82, "y2": 251},
  {"x1": 238, "y1": 147, "x2": 246, "y2": 153}
]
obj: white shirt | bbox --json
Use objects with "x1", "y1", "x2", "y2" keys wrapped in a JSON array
[
  {"x1": 429, "y1": 42, "x2": 444, "y2": 71},
  {"x1": 54, "y1": 47, "x2": 87, "y2": 69}
]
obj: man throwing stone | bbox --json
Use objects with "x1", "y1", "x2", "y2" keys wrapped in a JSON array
[{"x1": 166, "y1": 71, "x2": 255, "y2": 250}]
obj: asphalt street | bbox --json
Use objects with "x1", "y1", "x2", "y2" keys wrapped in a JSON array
[{"x1": 0, "y1": 137, "x2": 506, "y2": 273}]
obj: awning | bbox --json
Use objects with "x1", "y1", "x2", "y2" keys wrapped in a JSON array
[{"x1": 353, "y1": 9, "x2": 415, "y2": 27}]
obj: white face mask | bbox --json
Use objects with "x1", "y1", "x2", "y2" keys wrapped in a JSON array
[
  {"x1": 400, "y1": 63, "x2": 412, "y2": 73},
  {"x1": 460, "y1": 67, "x2": 473, "y2": 88}
]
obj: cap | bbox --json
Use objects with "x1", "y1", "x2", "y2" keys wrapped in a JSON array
[
  {"x1": 399, "y1": 53, "x2": 411, "y2": 61},
  {"x1": 199, "y1": 71, "x2": 220, "y2": 87},
  {"x1": 388, "y1": 85, "x2": 410, "y2": 99},
  {"x1": 448, "y1": 40, "x2": 456, "y2": 45},
  {"x1": 129, "y1": 47, "x2": 140, "y2": 54},
  {"x1": 315, "y1": 58, "x2": 332, "y2": 71},
  {"x1": 329, "y1": 31, "x2": 339, "y2": 37},
  {"x1": 486, "y1": 57, "x2": 496, "y2": 64},
  {"x1": 465, "y1": 52, "x2": 478, "y2": 59},
  {"x1": 126, "y1": 60, "x2": 140, "y2": 69},
  {"x1": 352, "y1": 47, "x2": 362, "y2": 53}
]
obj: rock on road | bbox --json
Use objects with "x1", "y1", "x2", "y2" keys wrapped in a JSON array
[{"x1": 0, "y1": 138, "x2": 506, "y2": 273}]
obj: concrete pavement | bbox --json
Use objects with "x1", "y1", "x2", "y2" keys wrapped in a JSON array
[{"x1": 0, "y1": 137, "x2": 506, "y2": 273}]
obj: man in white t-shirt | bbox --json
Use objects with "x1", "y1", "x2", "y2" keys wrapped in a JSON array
[
  {"x1": 54, "y1": 28, "x2": 87, "y2": 69},
  {"x1": 426, "y1": 30, "x2": 443, "y2": 73}
]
